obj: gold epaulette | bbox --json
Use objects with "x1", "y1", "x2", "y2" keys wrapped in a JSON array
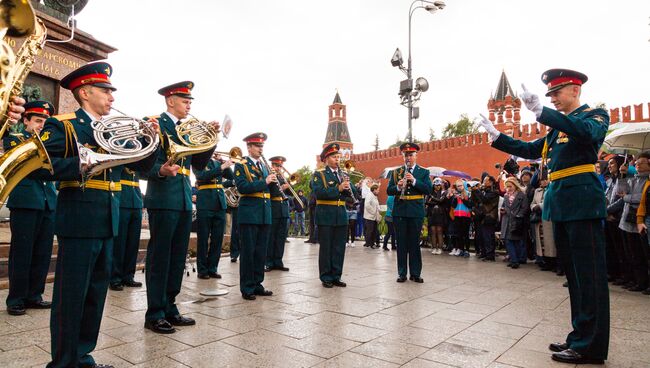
[
  {"x1": 315, "y1": 168, "x2": 325, "y2": 172},
  {"x1": 145, "y1": 115, "x2": 160, "y2": 120},
  {"x1": 51, "y1": 112, "x2": 76, "y2": 121}
]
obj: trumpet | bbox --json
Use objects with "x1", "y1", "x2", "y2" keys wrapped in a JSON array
[{"x1": 212, "y1": 146, "x2": 245, "y2": 164}]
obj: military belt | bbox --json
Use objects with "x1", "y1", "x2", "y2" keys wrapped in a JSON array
[
  {"x1": 60, "y1": 179, "x2": 122, "y2": 192},
  {"x1": 198, "y1": 184, "x2": 224, "y2": 190},
  {"x1": 548, "y1": 164, "x2": 595, "y2": 182},
  {"x1": 271, "y1": 196, "x2": 286, "y2": 202},
  {"x1": 240, "y1": 192, "x2": 271, "y2": 199},
  {"x1": 179, "y1": 168, "x2": 191, "y2": 176},
  {"x1": 398, "y1": 195, "x2": 424, "y2": 200},
  {"x1": 316, "y1": 199, "x2": 346, "y2": 206},
  {"x1": 120, "y1": 180, "x2": 140, "y2": 187}
]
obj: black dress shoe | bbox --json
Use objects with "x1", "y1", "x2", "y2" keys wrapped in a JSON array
[
  {"x1": 276, "y1": 266, "x2": 290, "y2": 271},
  {"x1": 411, "y1": 277, "x2": 424, "y2": 283},
  {"x1": 322, "y1": 281, "x2": 334, "y2": 288},
  {"x1": 122, "y1": 280, "x2": 142, "y2": 287},
  {"x1": 167, "y1": 315, "x2": 196, "y2": 326},
  {"x1": 549, "y1": 342, "x2": 569, "y2": 352},
  {"x1": 396, "y1": 276, "x2": 407, "y2": 283},
  {"x1": 511, "y1": 263, "x2": 520, "y2": 269},
  {"x1": 197, "y1": 273, "x2": 210, "y2": 280},
  {"x1": 90, "y1": 364, "x2": 115, "y2": 368},
  {"x1": 551, "y1": 349, "x2": 604, "y2": 365},
  {"x1": 643, "y1": 288, "x2": 650, "y2": 295},
  {"x1": 144, "y1": 319, "x2": 175, "y2": 334},
  {"x1": 7, "y1": 305, "x2": 26, "y2": 316},
  {"x1": 254, "y1": 289, "x2": 273, "y2": 296},
  {"x1": 563, "y1": 281, "x2": 569, "y2": 287},
  {"x1": 383, "y1": 246, "x2": 389, "y2": 251},
  {"x1": 242, "y1": 293, "x2": 256, "y2": 300},
  {"x1": 231, "y1": 258, "x2": 237, "y2": 263},
  {"x1": 482, "y1": 257, "x2": 495, "y2": 262},
  {"x1": 25, "y1": 300, "x2": 51, "y2": 309},
  {"x1": 109, "y1": 283, "x2": 123, "y2": 291},
  {"x1": 208, "y1": 272, "x2": 222, "y2": 279},
  {"x1": 332, "y1": 280, "x2": 347, "y2": 287},
  {"x1": 629, "y1": 285, "x2": 647, "y2": 292},
  {"x1": 264, "y1": 266, "x2": 272, "y2": 272}
]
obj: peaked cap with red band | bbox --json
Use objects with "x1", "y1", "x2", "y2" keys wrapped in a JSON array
[
  {"x1": 158, "y1": 81, "x2": 194, "y2": 99},
  {"x1": 243, "y1": 132, "x2": 267, "y2": 144},
  {"x1": 23, "y1": 100, "x2": 54, "y2": 118},
  {"x1": 541, "y1": 68, "x2": 588, "y2": 97},
  {"x1": 400, "y1": 142, "x2": 420, "y2": 153},
  {"x1": 60, "y1": 61, "x2": 116, "y2": 91},
  {"x1": 320, "y1": 143, "x2": 340, "y2": 162},
  {"x1": 269, "y1": 156, "x2": 286, "y2": 165}
]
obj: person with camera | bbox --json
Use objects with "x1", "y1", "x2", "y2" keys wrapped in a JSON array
[
  {"x1": 448, "y1": 180, "x2": 472, "y2": 257},
  {"x1": 500, "y1": 177, "x2": 529, "y2": 268}
]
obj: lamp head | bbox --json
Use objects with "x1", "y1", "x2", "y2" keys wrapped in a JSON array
[
  {"x1": 391, "y1": 48, "x2": 403, "y2": 67},
  {"x1": 415, "y1": 77, "x2": 429, "y2": 93}
]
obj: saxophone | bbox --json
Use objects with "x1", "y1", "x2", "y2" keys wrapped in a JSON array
[{"x1": 0, "y1": 2, "x2": 52, "y2": 203}]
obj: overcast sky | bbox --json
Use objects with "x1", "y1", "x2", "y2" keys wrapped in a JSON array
[{"x1": 72, "y1": 0, "x2": 650, "y2": 171}]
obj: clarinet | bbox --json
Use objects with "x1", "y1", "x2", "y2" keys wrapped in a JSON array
[
  {"x1": 400, "y1": 164, "x2": 411, "y2": 199},
  {"x1": 260, "y1": 155, "x2": 288, "y2": 200}
]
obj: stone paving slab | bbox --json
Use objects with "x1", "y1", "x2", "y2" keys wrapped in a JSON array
[{"x1": 0, "y1": 237, "x2": 649, "y2": 367}]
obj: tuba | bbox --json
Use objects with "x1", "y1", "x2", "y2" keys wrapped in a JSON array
[
  {"x1": 77, "y1": 110, "x2": 160, "y2": 181},
  {"x1": 0, "y1": 1, "x2": 52, "y2": 203},
  {"x1": 165, "y1": 115, "x2": 219, "y2": 163}
]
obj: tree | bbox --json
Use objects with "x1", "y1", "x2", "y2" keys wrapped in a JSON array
[
  {"x1": 441, "y1": 114, "x2": 477, "y2": 138},
  {"x1": 290, "y1": 165, "x2": 315, "y2": 198},
  {"x1": 374, "y1": 134, "x2": 379, "y2": 151}
]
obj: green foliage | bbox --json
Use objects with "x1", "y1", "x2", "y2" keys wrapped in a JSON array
[
  {"x1": 389, "y1": 135, "x2": 422, "y2": 148},
  {"x1": 291, "y1": 165, "x2": 315, "y2": 197},
  {"x1": 441, "y1": 114, "x2": 477, "y2": 138},
  {"x1": 429, "y1": 127, "x2": 438, "y2": 141}
]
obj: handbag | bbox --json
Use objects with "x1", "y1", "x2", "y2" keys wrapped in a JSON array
[
  {"x1": 529, "y1": 208, "x2": 542, "y2": 224},
  {"x1": 624, "y1": 205, "x2": 639, "y2": 224}
]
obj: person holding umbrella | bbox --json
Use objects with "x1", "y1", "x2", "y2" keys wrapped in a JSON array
[{"x1": 477, "y1": 68, "x2": 610, "y2": 365}]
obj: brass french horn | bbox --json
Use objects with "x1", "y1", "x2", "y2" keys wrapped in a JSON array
[{"x1": 165, "y1": 114, "x2": 219, "y2": 163}]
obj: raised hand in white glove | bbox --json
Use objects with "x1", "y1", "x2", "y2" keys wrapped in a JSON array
[
  {"x1": 520, "y1": 83, "x2": 543, "y2": 118},
  {"x1": 476, "y1": 114, "x2": 500, "y2": 142}
]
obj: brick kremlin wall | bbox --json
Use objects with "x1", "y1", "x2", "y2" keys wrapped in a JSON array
[{"x1": 352, "y1": 102, "x2": 650, "y2": 203}]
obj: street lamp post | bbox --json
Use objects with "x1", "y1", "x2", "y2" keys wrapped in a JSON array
[{"x1": 392, "y1": 0, "x2": 446, "y2": 143}]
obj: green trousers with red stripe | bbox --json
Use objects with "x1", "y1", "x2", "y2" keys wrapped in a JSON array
[
  {"x1": 553, "y1": 219, "x2": 609, "y2": 360},
  {"x1": 47, "y1": 237, "x2": 112, "y2": 368}
]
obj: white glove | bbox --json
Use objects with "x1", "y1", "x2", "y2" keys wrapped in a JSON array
[
  {"x1": 477, "y1": 114, "x2": 500, "y2": 142},
  {"x1": 520, "y1": 83, "x2": 543, "y2": 118}
]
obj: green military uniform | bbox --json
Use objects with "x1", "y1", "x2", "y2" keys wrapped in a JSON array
[
  {"x1": 40, "y1": 108, "x2": 156, "y2": 368},
  {"x1": 387, "y1": 154, "x2": 432, "y2": 280},
  {"x1": 3, "y1": 129, "x2": 57, "y2": 311},
  {"x1": 491, "y1": 69, "x2": 609, "y2": 362},
  {"x1": 111, "y1": 168, "x2": 143, "y2": 288},
  {"x1": 312, "y1": 148, "x2": 356, "y2": 285},
  {"x1": 234, "y1": 153, "x2": 272, "y2": 297},
  {"x1": 143, "y1": 111, "x2": 212, "y2": 322},
  {"x1": 266, "y1": 156, "x2": 290, "y2": 270},
  {"x1": 193, "y1": 159, "x2": 233, "y2": 276}
]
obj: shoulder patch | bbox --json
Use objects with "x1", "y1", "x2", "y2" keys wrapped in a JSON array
[
  {"x1": 236, "y1": 170, "x2": 241, "y2": 176},
  {"x1": 593, "y1": 115, "x2": 605, "y2": 123},
  {"x1": 40, "y1": 131, "x2": 50, "y2": 141},
  {"x1": 52, "y1": 112, "x2": 76, "y2": 121},
  {"x1": 10, "y1": 141, "x2": 16, "y2": 147}
]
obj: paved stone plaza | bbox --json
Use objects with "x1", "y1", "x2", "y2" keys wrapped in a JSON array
[{"x1": 0, "y1": 238, "x2": 649, "y2": 368}]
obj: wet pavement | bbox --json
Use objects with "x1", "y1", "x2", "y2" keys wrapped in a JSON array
[{"x1": 0, "y1": 238, "x2": 648, "y2": 367}]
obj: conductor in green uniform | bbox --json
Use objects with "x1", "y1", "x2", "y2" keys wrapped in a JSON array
[
  {"x1": 3, "y1": 101, "x2": 56, "y2": 316},
  {"x1": 387, "y1": 143, "x2": 432, "y2": 283},
  {"x1": 38, "y1": 62, "x2": 158, "y2": 368},
  {"x1": 234, "y1": 132, "x2": 274, "y2": 300},
  {"x1": 478, "y1": 69, "x2": 609, "y2": 365},
  {"x1": 143, "y1": 81, "x2": 215, "y2": 334},
  {"x1": 109, "y1": 168, "x2": 144, "y2": 291},
  {"x1": 312, "y1": 143, "x2": 356, "y2": 288},
  {"x1": 193, "y1": 153, "x2": 234, "y2": 279},
  {"x1": 265, "y1": 156, "x2": 291, "y2": 272}
]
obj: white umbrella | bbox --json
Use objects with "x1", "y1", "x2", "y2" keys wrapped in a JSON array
[
  {"x1": 379, "y1": 166, "x2": 401, "y2": 179},
  {"x1": 426, "y1": 166, "x2": 447, "y2": 177},
  {"x1": 603, "y1": 122, "x2": 650, "y2": 153}
]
